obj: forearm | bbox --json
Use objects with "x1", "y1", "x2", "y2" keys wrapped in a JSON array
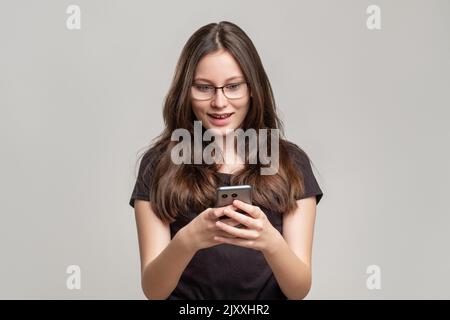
[
  {"x1": 263, "y1": 232, "x2": 312, "y2": 300},
  {"x1": 141, "y1": 228, "x2": 196, "y2": 300}
]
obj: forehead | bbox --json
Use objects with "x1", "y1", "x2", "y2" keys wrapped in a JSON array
[{"x1": 194, "y1": 50, "x2": 244, "y2": 82}]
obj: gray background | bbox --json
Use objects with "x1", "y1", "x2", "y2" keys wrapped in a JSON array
[{"x1": 1, "y1": 0, "x2": 449, "y2": 299}]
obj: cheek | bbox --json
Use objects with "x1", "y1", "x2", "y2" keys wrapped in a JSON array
[
  {"x1": 191, "y1": 102, "x2": 207, "y2": 117},
  {"x1": 236, "y1": 101, "x2": 250, "y2": 118}
]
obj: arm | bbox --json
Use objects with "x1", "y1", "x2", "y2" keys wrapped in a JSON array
[
  {"x1": 263, "y1": 197, "x2": 317, "y2": 299},
  {"x1": 134, "y1": 200, "x2": 196, "y2": 300}
]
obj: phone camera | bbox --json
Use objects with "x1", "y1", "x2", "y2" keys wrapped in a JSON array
[
  {"x1": 232, "y1": 193, "x2": 237, "y2": 198},
  {"x1": 222, "y1": 194, "x2": 228, "y2": 198}
]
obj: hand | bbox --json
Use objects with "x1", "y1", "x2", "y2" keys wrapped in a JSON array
[
  {"x1": 212, "y1": 200, "x2": 282, "y2": 254},
  {"x1": 181, "y1": 205, "x2": 242, "y2": 252}
]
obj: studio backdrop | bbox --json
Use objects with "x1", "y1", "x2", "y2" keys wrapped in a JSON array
[{"x1": 0, "y1": 0, "x2": 449, "y2": 299}]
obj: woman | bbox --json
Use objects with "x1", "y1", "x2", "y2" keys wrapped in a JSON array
[{"x1": 129, "y1": 21, "x2": 323, "y2": 300}]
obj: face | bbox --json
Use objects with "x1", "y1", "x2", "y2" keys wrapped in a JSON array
[{"x1": 191, "y1": 49, "x2": 251, "y2": 136}]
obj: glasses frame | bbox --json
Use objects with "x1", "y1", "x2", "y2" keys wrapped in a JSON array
[{"x1": 191, "y1": 81, "x2": 249, "y2": 101}]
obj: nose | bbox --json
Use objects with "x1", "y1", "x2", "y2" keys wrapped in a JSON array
[{"x1": 211, "y1": 88, "x2": 228, "y2": 108}]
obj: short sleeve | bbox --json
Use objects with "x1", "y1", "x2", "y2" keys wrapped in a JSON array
[
  {"x1": 289, "y1": 144, "x2": 324, "y2": 205},
  {"x1": 129, "y1": 149, "x2": 161, "y2": 208}
]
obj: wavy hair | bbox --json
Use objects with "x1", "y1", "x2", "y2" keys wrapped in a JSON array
[{"x1": 136, "y1": 21, "x2": 307, "y2": 223}]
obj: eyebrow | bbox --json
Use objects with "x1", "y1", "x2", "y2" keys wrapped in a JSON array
[{"x1": 193, "y1": 76, "x2": 245, "y2": 83}]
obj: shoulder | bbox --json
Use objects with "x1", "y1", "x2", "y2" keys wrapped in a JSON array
[
  {"x1": 282, "y1": 140, "x2": 317, "y2": 182},
  {"x1": 136, "y1": 144, "x2": 166, "y2": 179},
  {"x1": 282, "y1": 140, "x2": 310, "y2": 167},
  {"x1": 283, "y1": 140, "x2": 324, "y2": 204},
  {"x1": 140, "y1": 144, "x2": 165, "y2": 168}
]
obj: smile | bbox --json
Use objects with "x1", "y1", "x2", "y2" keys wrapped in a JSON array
[{"x1": 207, "y1": 112, "x2": 234, "y2": 119}]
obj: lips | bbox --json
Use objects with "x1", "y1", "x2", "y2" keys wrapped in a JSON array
[
  {"x1": 207, "y1": 112, "x2": 234, "y2": 126},
  {"x1": 207, "y1": 112, "x2": 234, "y2": 119}
]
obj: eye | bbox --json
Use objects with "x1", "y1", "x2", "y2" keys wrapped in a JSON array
[
  {"x1": 225, "y1": 83, "x2": 241, "y2": 91},
  {"x1": 194, "y1": 84, "x2": 213, "y2": 92}
]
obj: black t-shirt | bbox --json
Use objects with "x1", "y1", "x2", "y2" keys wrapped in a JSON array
[{"x1": 129, "y1": 144, "x2": 323, "y2": 300}]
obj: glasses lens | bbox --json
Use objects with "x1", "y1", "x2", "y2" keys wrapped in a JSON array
[
  {"x1": 224, "y1": 83, "x2": 247, "y2": 99},
  {"x1": 191, "y1": 84, "x2": 214, "y2": 100},
  {"x1": 191, "y1": 82, "x2": 248, "y2": 100}
]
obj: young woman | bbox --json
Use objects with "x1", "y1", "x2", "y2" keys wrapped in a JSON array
[{"x1": 129, "y1": 21, "x2": 323, "y2": 300}]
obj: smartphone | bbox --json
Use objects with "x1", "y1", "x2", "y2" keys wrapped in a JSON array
[
  {"x1": 215, "y1": 185, "x2": 252, "y2": 225},
  {"x1": 215, "y1": 185, "x2": 252, "y2": 207}
]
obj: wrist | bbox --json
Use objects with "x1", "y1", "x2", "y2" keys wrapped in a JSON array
[
  {"x1": 263, "y1": 227, "x2": 284, "y2": 257},
  {"x1": 175, "y1": 226, "x2": 198, "y2": 255}
]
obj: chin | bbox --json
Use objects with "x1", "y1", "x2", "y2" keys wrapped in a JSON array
[
  {"x1": 206, "y1": 126, "x2": 230, "y2": 136},
  {"x1": 200, "y1": 116, "x2": 241, "y2": 136}
]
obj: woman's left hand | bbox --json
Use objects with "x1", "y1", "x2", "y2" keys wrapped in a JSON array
[{"x1": 213, "y1": 199, "x2": 282, "y2": 254}]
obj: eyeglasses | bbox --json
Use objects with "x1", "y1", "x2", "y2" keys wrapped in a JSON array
[{"x1": 191, "y1": 82, "x2": 249, "y2": 101}]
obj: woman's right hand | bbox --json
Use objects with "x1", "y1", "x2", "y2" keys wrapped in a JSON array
[{"x1": 180, "y1": 205, "x2": 240, "y2": 252}]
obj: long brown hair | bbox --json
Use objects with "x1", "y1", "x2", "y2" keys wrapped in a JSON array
[{"x1": 136, "y1": 21, "x2": 307, "y2": 223}]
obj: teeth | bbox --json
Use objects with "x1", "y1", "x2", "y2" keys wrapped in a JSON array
[{"x1": 211, "y1": 113, "x2": 231, "y2": 119}]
